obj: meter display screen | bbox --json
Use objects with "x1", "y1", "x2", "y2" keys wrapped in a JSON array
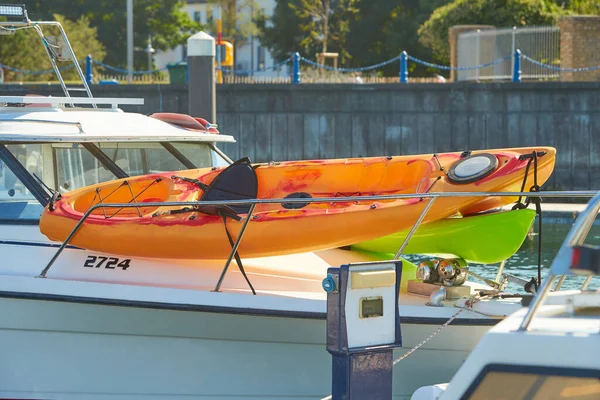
[{"x1": 359, "y1": 296, "x2": 384, "y2": 318}]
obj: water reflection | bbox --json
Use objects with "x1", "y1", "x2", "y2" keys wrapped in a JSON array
[{"x1": 404, "y1": 220, "x2": 600, "y2": 293}]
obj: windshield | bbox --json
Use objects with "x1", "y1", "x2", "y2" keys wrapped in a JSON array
[
  {"x1": 464, "y1": 367, "x2": 600, "y2": 400},
  {"x1": 0, "y1": 141, "x2": 231, "y2": 222},
  {"x1": 0, "y1": 144, "x2": 45, "y2": 221}
]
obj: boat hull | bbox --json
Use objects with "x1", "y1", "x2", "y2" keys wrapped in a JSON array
[
  {"x1": 352, "y1": 208, "x2": 536, "y2": 264},
  {"x1": 0, "y1": 276, "x2": 495, "y2": 400},
  {"x1": 39, "y1": 147, "x2": 556, "y2": 260}
]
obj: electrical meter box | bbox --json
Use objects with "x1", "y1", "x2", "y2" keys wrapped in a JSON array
[{"x1": 322, "y1": 260, "x2": 403, "y2": 399}]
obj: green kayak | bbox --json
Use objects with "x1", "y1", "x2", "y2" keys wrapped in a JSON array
[{"x1": 351, "y1": 208, "x2": 536, "y2": 264}]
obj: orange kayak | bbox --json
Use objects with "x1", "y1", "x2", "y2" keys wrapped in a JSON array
[{"x1": 39, "y1": 146, "x2": 555, "y2": 260}]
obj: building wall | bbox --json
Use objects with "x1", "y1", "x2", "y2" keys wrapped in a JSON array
[
  {"x1": 558, "y1": 16, "x2": 600, "y2": 82},
  {"x1": 2, "y1": 82, "x2": 598, "y2": 191}
]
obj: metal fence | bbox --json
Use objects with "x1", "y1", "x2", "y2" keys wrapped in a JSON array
[{"x1": 457, "y1": 26, "x2": 560, "y2": 81}]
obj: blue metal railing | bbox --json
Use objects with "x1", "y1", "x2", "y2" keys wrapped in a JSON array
[{"x1": 2, "y1": 49, "x2": 600, "y2": 84}]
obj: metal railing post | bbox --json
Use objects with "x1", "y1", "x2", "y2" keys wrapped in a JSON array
[
  {"x1": 400, "y1": 51, "x2": 408, "y2": 84},
  {"x1": 512, "y1": 49, "x2": 522, "y2": 82},
  {"x1": 292, "y1": 52, "x2": 301, "y2": 84},
  {"x1": 511, "y1": 26, "x2": 517, "y2": 78},
  {"x1": 85, "y1": 55, "x2": 93, "y2": 86}
]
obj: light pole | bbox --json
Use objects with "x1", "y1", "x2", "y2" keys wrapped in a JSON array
[{"x1": 127, "y1": 0, "x2": 133, "y2": 83}]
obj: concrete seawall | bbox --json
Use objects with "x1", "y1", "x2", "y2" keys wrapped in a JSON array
[{"x1": 2, "y1": 81, "x2": 599, "y2": 191}]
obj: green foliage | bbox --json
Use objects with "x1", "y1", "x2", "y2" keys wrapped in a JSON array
[
  {"x1": 0, "y1": 14, "x2": 105, "y2": 82},
  {"x1": 258, "y1": 0, "x2": 358, "y2": 63},
  {"x1": 21, "y1": 0, "x2": 201, "y2": 70},
  {"x1": 289, "y1": 0, "x2": 359, "y2": 61},
  {"x1": 256, "y1": 0, "x2": 306, "y2": 62},
  {"x1": 418, "y1": 0, "x2": 570, "y2": 64},
  {"x1": 258, "y1": 0, "x2": 448, "y2": 76},
  {"x1": 551, "y1": 0, "x2": 600, "y2": 15},
  {"x1": 345, "y1": 0, "x2": 449, "y2": 76}
]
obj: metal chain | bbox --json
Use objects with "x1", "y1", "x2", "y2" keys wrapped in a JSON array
[
  {"x1": 300, "y1": 55, "x2": 401, "y2": 73},
  {"x1": 407, "y1": 54, "x2": 512, "y2": 71},
  {"x1": 392, "y1": 296, "x2": 483, "y2": 365},
  {"x1": 521, "y1": 54, "x2": 600, "y2": 72}
]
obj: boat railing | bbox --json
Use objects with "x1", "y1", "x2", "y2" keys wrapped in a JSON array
[
  {"x1": 38, "y1": 189, "x2": 599, "y2": 295},
  {"x1": 518, "y1": 190, "x2": 600, "y2": 331},
  {"x1": 0, "y1": 96, "x2": 145, "y2": 110},
  {"x1": 0, "y1": 5, "x2": 96, "y2": 107}
]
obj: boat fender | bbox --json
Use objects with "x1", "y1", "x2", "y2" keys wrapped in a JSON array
[{"x1": 446, "y1": 153, "x2": 498, "y2": 184}]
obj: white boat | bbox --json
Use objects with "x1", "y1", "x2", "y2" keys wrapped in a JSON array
[
  {"x1": 411, "y1": 192, "x2": 600, "y2": 400},
  {"x1": 0, "y1": 6, "x2": 593, "y2": 399}
]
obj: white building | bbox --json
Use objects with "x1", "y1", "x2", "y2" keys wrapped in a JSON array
[{"x1": 154, "y1": 0, "x2": 290, "y2": 78}]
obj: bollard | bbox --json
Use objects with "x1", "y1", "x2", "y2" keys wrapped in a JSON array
[
  {"x1": 85, "y1": 55, "x2": 93, "y2": 86},
  {"x1": 187, "y1": 31, "x2": 216, "y2": 123},
  {"x1": 293, "y1": 52, "x2": 301, "y2": 84},
  {"x1": 512, "y1": 49, "x2": 522, "y2": 83},
  {"x1": 323, "y1": 260, "x2": 403, "y2": 399},
  {"x1": 400, "y1": 51, "x2": 408, "y2": 84}
]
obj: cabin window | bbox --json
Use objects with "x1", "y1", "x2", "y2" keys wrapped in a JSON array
[
  {"x1": 170, "y1": 142, "x2": 214, "y2": 167},
  {"x1": 97, "y1": 142, "x2": 214, "y2": 174},
  {"x1": 54, "y1": 146, "x2": 119, "y2": 193},
  {"x1": 209, "y1": 146, "x2": 231, "y2": 167},
  {"x1": 0, "y1": 144, "x2": 45, "y2": 220},
  {"x1": 464, "y1": 366, "x2": 600, "y2": 400}
]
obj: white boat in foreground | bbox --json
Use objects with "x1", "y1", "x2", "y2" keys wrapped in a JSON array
[{"x1": 411, "y1": 192, "x2": 600, "y2": 400}]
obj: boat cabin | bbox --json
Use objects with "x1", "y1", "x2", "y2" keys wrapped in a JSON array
[{"x1": 0, "y1": 97, "x2": 235, "y2": 224}]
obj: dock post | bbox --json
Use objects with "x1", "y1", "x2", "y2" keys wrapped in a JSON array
[
  {"x1": 187, "y1": 31, "x2": 216, "y2": 123},
  {"x1": 323, "y1": 260, "x2": 403, "y2": 399}
]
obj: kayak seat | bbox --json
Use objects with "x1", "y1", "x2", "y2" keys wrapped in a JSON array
[
  {"x1": 196, "y1": 157, "x2": 259, "y2": 219},
  {"x1": 194, "y1": 156, "x2": 259, "y2": 295}
]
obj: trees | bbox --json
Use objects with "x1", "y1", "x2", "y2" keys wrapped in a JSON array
[
  {"x1": 257, "y1": 0, "x2": 358, "y2": 63},
  {"x1": 257, "y1": 0, "x2": 446, "y2": 75},
  {"x1": 0, "y1": 14, "x2": 105, "y2": 82},
  {"x1": 290, "y1": 0, "x2": 359, "y2": 61},
  {"x1": 345, "y1": 0, "x2": 448, "y2": 76},
  {"x1": 551, "y1": 0, "x2": 600, "y2": 15},
  {"x1": 20, "y1": 0, "x2": 201, "y2": 70},
  {"x1": 255, "y1": 0, "x2": 306, "y2": 62},
  {"x1": 418, "y1": 0, "x2": 570, "y2": 64}
]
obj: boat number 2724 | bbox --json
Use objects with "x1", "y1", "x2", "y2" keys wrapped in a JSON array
[{"x1": 83, "y1": 255, "x2": 131, "y2": 270}]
